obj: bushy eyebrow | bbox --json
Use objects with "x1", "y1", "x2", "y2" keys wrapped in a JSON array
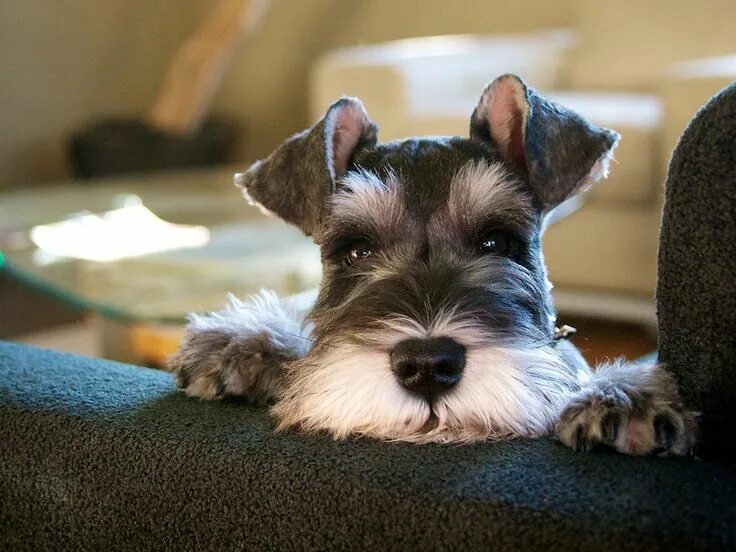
[
  {"x1": 446, "y1": 160, "x2": 538, "y2": 240},
  {"x1": 323, "y1": 169, "x2": 408, "y2": 249}
]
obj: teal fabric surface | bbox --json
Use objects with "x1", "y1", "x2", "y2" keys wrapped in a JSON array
[{"x1": 1, "y1": 341, "x2": 735, "y2": 550}]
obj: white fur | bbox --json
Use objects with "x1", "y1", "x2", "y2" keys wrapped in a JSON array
[
  {"x1": 234, "y1": 164, "x2": 279, "y2": 219},
  {"x1": 447, "y1": 160, "x2": 533, "y2": 227},
  {"x1": 273, "y1": 310, "x2": 576, "y2": 443},
  {"x1": 189, "y1": 290, "x2": 312, "y2": 358},
  {"x1": 449, "y1": 161, "x2": 515, "y2": 212},
  {"x1": 577, "y1": 145, "x2": 618, "y2": 195},
  {"x1": 274, "y1": 345, "x2": 431, "y2": 439},
  {"x1": 330, "y1": 169, "x2": 404, "y2": 232}
]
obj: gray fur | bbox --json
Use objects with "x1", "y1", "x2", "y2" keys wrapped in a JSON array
[
  {"x1": 470, "y1": 74, "x2": 620, "y2": 211},
  {"x1": 234, "y1": 97, "x2": 377, "y2": 237},
  {"x1": 169, "y1": 75, "x2": 695, "y2": 455},
  {"x1": 168, "y1": 291, "x2": 311, "y2": 404},
  {"x1": 556, "y1": 360, "x2": 698, "y2": 456}
]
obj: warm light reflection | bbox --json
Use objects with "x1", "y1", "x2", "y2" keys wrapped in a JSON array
[{"x1": 30, "y1": 204, "x2": 210, "y2": 262}]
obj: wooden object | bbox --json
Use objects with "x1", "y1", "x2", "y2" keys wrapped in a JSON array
[{"x1": 147, "y1": 0, "x2": 269, "y2": 135}]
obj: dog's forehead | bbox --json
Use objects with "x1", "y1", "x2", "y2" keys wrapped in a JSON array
[{"x1": 351, "y1": 136, "x2": 504, "y2": 215}]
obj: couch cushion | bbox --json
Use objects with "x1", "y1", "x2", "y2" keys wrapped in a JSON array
[
  {"x1": 547, "y1": 92, "x2": 662, "y2": 206},
  {"x1": 406, "y1": 91, "x2": 662, "y2": 207},
  {"x1": 568, "y1": 0, "x2": 736, "y2": 92},
  {"x1": 543, "y1": 205, "x2": 660, "y2": 294},
  {"x1": 311, "y1": 31, "x2": 575, "y2": 141},
  {"x1": 1, "y1": 342, "x2": 734, "y2": 549}
]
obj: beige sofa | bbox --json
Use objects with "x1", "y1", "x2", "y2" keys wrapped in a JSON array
[{"x1": 309, "y1": 1, "x2": 736, "y2": 323}]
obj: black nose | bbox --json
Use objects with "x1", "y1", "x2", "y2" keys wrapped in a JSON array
[{"x1": 390, "y1": 337, "x2": 465, "y2": 399}]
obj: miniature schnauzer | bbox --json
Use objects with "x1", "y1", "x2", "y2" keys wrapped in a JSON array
[{"x1": 169, "y1": 74, "x2": 697, "y2": 456}]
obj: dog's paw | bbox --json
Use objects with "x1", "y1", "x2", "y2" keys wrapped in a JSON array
[
  {"x1": 556, "y1": 361, "x2": 698, "y2": 456},
  {"x1": 167, "y1": 291, "x2": 312, "y2": 404},
  {"x1": 169, "y1": 330, "x2": 287, "y2": 404}
]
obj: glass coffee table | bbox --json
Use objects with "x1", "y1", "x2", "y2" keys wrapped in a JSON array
[{"x1": 0, "y1": 168, "x2": 321, "y2": 364}]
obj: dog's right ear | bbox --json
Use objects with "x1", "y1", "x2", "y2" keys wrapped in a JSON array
[{"x1": 235, "y1": 98, "x2": 378, "y2": 237}]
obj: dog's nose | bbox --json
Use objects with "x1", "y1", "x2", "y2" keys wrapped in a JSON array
[{"x1": 390, "y1": 337, "x2": 465, "y2": 399}]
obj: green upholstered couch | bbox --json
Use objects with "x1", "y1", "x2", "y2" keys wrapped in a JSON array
[{"x1": 1, "y1": 341, "x2": 735, "y2": 550}]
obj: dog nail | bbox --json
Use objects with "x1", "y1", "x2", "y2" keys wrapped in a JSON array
[{"x1": 601, "y1": 412, "x2": 619, "y2": 444}]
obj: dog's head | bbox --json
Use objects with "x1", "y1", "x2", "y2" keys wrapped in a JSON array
[{"x1": 236, "y1": 75, "x2": 619, "y2": 442}]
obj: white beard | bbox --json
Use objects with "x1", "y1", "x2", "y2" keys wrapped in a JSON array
[{"x1": 272, "y1": 315, "x2": 578, "y2": 443}]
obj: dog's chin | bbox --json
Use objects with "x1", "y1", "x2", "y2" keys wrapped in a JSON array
[{"x1": 271, "y1": 340, "x2": 577, "y2": 444}]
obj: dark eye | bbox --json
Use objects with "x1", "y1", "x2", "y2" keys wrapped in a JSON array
[
  {"x1": 478, "y1": 230, "x2": 511, "y2": 256},
  {"x1": 345, "y1": 242, "x2": 373, "y2": 266}
]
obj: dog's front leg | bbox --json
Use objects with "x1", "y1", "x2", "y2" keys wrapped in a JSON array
[
  {"x1": 555, "y1": 360, "x2": 698, "y2": 456},
  {"x1": 167, "y1": 290, "x2": 315, "y2": 404}
]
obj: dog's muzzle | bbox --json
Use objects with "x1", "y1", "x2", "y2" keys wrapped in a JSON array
[{"x1": 390, "y1": 337, "x2": 466, "y2": 401}]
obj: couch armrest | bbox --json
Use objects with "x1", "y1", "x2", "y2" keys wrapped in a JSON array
[{"x1": 660, "y1": 55, "x2": 736, "y2": 174}]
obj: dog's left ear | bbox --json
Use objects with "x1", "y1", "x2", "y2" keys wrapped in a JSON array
[
  {"x1": 235, "y1": 97, "x2": 378, "y2": 237},
  {"x1": 470, "y1": 74, "x2": 620, "y2": 212}
]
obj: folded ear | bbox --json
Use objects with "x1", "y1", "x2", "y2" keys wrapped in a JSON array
[
  {"x1": 470, "y1": 74, "x2": 620, "y2": 212},
  {"x1": 235, "y1": 97, "x2": 378, "y2": 237}
]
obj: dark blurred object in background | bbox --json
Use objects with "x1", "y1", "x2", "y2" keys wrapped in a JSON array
[
  {"x1": 0, "y1": 273, "x2": 82, "y2": 339},
  {"x1": 69, "y1": 117, "x2": 239, "y2": 178},
  {"x1": 67, "y1": 0, "x2": 266, "y2": 179}
]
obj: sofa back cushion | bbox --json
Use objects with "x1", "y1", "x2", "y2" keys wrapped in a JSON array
[{"x1": 568, "y1": 0, "x2": 736, "y2": 91}]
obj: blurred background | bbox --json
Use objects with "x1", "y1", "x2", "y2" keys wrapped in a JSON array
[{"x1": 1, "y1": 0, "x2": 735, "y2": 366}]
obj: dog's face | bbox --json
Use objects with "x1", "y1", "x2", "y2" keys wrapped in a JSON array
[{"x1": 237, "y1": 75, "x2": 619, "y2": 442}]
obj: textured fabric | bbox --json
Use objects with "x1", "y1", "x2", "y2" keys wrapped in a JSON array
[
  {"x1": 1, "y1": 342, "x2": 735, "y2": 550},
  {"x1": 657, "y1": 81, "x2": 736, "y2": 462}
]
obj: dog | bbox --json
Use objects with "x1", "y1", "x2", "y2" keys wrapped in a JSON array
[{"x1": 169, "y1": 74, "x2": 697, "y2": 456}]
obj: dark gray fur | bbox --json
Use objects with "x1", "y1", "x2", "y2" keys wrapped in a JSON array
[
  {"x1": 470, "y1": 77, "x2": 619, "y2": 209},
  {"x1": 170, "y1": 329, "x2": 285, "y2": 405},
  {"x1": 556, "y1": 354, "x2": 698, "y2": 455},
  {"x1": 236, "y1": 98, "x2": 378, "y2": 237},
  {"x1": 312, "y1": 138, "x2": 554, "y2": 346},
  {"x1": 168, "y1": 291, "x2": 311, "y2": 404},
  {"x1": 169, "y1": 75, "x2": 696, "y2": 455}
]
